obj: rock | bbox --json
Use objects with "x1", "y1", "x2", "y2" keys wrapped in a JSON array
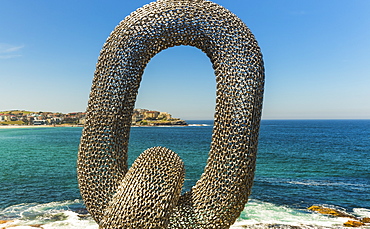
[
  {"x1": 77, "y1": 214, "x2": 91, "y2": 219},
  {"x1": 343, "y1": 220, "x2": 365, "y2": 227},
  {"x1": 0, "y1": 220, "x2": 13, "y2": 224},
  {"x1": 308, "y1": 205, "x2": 355, "y2": 218},
  {"x1": 1, "y1": 226, "x2": 43, "y2": 229},
  {"x1": 361, "y1": 217, "x2": 370, "y2": 223},
  {"x1": 27, "y1": 224, "x2": 44, "y2": 228},
  {"x1": 0, "y1": 221, "x2": 43, "y2": 228}
]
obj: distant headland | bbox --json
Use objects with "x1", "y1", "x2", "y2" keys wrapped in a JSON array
[
  {"x1": 0, "y1": 109, "x2": 187, "y2": 127},
  {"x1": 131, "y1": 108, "x2": 187, "y2": 126}
]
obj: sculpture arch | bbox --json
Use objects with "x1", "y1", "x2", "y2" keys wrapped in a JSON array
[{"x1": 78, "y1": 0, "x2": 265, "y2": 228}]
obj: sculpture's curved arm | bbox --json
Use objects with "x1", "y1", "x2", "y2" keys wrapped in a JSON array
[
  {"x1": 101, "y1": 146, "x2": 185, "y2": 228},
  {"x1": 77, "y1": 0, "x2": 265, "y2": 228}
]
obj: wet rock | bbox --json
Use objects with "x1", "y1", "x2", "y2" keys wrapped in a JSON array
[
  {"x1": 0, "y1": 224, "x2": 43, "y2": 229},
  {"x1": 361, "y1": 217, "x2": 370, "y2": 223},
  {"x1": 0, "y1": 220, "x2": 15, "y2": 228},
  {"x1": 29, "y1": 224, "x2": 44, "y2": 228},
  {"x1": 343, "y1": 220, "x2": 365, "y2": 227},
  {"x1": 308, "y1": 205, "x2": 355, "y2": 218},
  {"x1": 42, "y1": 212, "x2": 68, "y2": 222},
  {"x1": 71, "y1": 207, "x2": 89, "y2": 215},
  {"x1": 77, "y1": 214, "x2": 91, "y2": 219}
]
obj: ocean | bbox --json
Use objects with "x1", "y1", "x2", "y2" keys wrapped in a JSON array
[{"x1": 1, "y1": 120, "x2": 369, "y2": 228}]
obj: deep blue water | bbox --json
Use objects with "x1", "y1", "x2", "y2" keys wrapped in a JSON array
[
  {"x1": 0, "y1": 120, "x2": 369, "y2": 228},
  {"x1": 256, "y1": 120, "x2": 370, "y2": 210}
]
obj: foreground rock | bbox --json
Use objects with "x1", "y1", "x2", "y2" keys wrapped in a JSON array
[
  {"x1": 0, "y1": 220, "x2": 44, "y2": 228},
  {"x1": 343, "y1": 220, "x2": 365, "y2": 227},
  {"x1": 361, "y1": 217, "x2": 370, "y2": 223},
  {"x1": 308, "y1": 205, "x2": 370, "y2": 228},
  {"x1": 308, "y1": 205, "x2": 355, "y2": 218}
]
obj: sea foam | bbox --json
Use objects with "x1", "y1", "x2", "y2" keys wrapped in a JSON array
[
  {"x1": 231, "y1": 199, "x2": 354, "y2": 229},
  {"x1": 3, "y1": 199, "x2": 368, "y2": 229}
]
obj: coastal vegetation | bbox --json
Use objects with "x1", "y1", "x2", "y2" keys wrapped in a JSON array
[{"x1": 0, "y1": 120, "x2": 25, "y2": 125}]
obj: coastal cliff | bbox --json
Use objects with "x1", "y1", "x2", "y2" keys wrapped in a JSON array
[{"x1": 131, "y1": 108, "x2": 187, "y2": 126}]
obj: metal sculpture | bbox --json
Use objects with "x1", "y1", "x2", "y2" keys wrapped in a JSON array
[{"x1": 78, "y1": 0, "x2": 265, "y2": 228}]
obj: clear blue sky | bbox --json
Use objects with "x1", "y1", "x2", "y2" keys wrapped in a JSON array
[{"x1": 1, "y1": 0, "x2": 369, "y2": 120}]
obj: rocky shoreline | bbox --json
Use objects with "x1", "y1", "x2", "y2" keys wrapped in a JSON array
[
  {"x1": 131, "y1": 108, "x2": 188, "y2": 126},
  {"x1": 132, "y1": 120, "x2": 188, "y2": 126},
  {"x1": 307, "y1": 205, "x2": 370, "y2": 227}
]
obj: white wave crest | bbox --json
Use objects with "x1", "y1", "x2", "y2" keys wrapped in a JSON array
[
  {"x1": 231, "y1": 199, "x2": 351, "y2": 229},
  {"x1": 0, "y1": 200, "x2": 98, "y2": 229}
]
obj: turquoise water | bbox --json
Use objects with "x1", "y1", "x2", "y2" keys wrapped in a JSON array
[{"x1": 0, "y1": 120, "x2": 369, "y2": 228}]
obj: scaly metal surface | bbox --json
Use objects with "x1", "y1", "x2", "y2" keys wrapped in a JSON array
[{"x1": 78, "y1": 0, "x2": 265, "y2": 228}]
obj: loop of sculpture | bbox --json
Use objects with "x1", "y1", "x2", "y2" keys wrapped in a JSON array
[{"x1": 77, "y1": 0, "x2": 265, "y2": 228}]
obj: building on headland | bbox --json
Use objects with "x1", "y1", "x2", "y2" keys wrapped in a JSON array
[
  {"x1": 0, "y1": 113, "x2": 19, "y2": 122},
  {"x1": 131, "y1": 108, "x2": 187, "y2": 126},
  {"x1": 144, "y1": 111, "x2": 160, "y2": 120},
  {"x1": 0, "y1": 114, "x2": 8, "y2": 122},
  {"x1": 0, "y1": 110, "x2": 86, "y2": 126},
  {"x1": 33, "y1": 120, "x2": 47, "y2": 125},
  {"x1": 158, "y1": 112, "x2": 172, "y2": 120},
  {"x1": 132, "y1": 109, "x2": 146, "y2": 123},
  {"x1": 0, "y1": 115, "x2": 7, "y2": 122}
]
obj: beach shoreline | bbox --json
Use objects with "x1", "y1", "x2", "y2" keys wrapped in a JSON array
[
  {"x1": 0, "y1": 124, "x2": 80, "y2": 129},
  {"x1": 0, "y1": 124, "x2": 196, "y2": 129}
]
